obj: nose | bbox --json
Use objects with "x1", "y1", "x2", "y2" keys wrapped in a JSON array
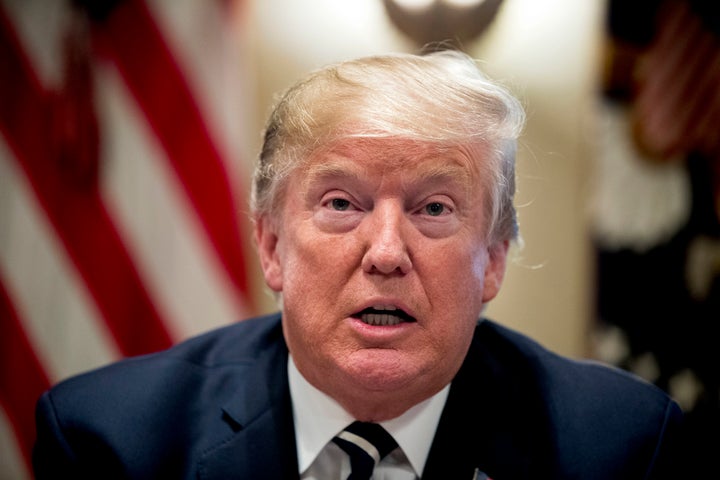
[{"x1": 361, "y1": 202, "x2": 412, "y2": 275}]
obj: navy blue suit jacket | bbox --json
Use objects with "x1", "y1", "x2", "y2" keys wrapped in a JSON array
[{"x1": 33, "y1": 314, "x2": 683, "y2": 479}]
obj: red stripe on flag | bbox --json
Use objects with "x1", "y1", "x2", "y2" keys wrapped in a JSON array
[
  {"x1": 92, "y1": 0, "x2": 252, "y2": 306},
  {"x1": 0, "y1": 274, "x2": 51, "y2": 470},
  {"x1": 632, "y1": 1, "x2": 720, "y2": 160},
  {"x1": 0, "y1": 7, "x2": 173, "y2": 356}
]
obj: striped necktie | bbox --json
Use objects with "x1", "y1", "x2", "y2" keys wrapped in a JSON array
[{"x1": 332, "y1": 421, "x2": 399, "y2": 480}]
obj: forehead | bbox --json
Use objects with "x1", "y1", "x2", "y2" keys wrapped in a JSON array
[{"x1": 300, "y1": 138, "x2": 482, "y2": 185}]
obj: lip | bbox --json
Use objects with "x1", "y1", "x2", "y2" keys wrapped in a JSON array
[
  {"x1": 353, "y1": 297, "x2": 418, "y2": 322},
  {"x1": 347, "y1": 316, "x2": 416, "y2": 346},
  {"x1": 346, "y1": 297, "x2": 418, "y2": 341}
]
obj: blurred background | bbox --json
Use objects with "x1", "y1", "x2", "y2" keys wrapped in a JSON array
[{"x1": 1, "y1": 0, "x2": 717, "y2": 477}]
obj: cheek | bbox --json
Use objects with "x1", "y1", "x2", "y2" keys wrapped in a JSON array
[
  {"x1": 279, "y1": 226, "x2": 359, "y2": 311},
  {"x1": 427, "y1": 240, "x2": 489, "y2": 306},
  {"x1": 419, "y1": 244, "x2": 487, "y2": 320},
  {"x1": 283, "y1": 234, "x2": 347, "y2": 281}
]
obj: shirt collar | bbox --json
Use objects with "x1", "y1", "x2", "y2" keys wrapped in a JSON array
[{"x1": 288, "y1": 355, "x2": 450, "y2": 477}]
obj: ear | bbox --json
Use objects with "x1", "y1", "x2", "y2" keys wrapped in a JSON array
[
  {"x1": 254, "y1": 215, "x2": 283, "y2": 292},
  {"x1": 481, "y1": 240, "x2": 509, "y2": 303}
]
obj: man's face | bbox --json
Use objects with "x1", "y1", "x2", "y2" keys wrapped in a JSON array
[{"x1": 256, "y1": 138, "x2": 508, "y2": 418}]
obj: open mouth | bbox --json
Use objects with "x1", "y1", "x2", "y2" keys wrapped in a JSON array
[{"x1": 352, "y1": 306, "x2": 416, "y2": 326}]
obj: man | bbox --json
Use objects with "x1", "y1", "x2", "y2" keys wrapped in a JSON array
[{"x1": 33, "y1": 50, "x2": 682, "y2": 479}]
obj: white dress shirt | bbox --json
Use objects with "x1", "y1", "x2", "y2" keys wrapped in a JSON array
[{"x1": 288, "y1": 355, "x2": 450, "y2": 479}]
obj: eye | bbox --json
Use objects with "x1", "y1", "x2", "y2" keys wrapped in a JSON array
[
  {"x1": 425, "y1": 202, "x2": 445, "y2": 216},
  {"x1": 330, "y1": 198, "x2": 351, "y2": 211}
]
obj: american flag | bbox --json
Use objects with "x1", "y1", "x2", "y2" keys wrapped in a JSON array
[
  {"x1": 0, "y1": 0, "x2": 257, "y2": 477},
  {"x1": 630, "y1": 0, "x2": 720, "y2": 161}
]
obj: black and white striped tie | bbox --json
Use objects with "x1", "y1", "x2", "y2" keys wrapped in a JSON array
[{"x1": 332, "y1": 421, "x2": 399, "y2": 480}]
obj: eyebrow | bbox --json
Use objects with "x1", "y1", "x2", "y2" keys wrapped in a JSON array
[
  {"x1": 299, "y1": 163, "x2": 359, "y2": 198},
  {"x1": 412, "y1": 162, "x2": 472, "y2": 186},
  {"x1": 304, "y1": 154, "x2": 473, "y2": 186},
  {"x1": 304, "y1": 160, "x2": 361, "y2": 181}
]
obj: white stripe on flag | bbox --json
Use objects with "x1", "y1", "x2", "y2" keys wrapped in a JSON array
[
  {"x1": 0, "y1": 136, "x2": 121, "y2": 382},
  {"x1": 148, "y1": 0, "x2": 257, "y2": 173},
  {"x1": 97, "y1": 64, "x2": 242, "y2": 341},
  {"x1": 0, "y1": 0, "x2": 66, "y2": 89},
  {"x1": 147, "y1": 0, "x2": 258, "y2": 306},
  {"x1": 0, "y1": 406, "x2": 31, "y2": 480}
]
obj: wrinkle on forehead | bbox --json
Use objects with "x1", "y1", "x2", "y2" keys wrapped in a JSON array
[{"x1": 303, "y1": 137, "x2": 483, "y2": 185}]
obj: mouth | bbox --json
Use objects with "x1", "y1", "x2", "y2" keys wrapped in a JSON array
[{"x1": 352, "y1": 305, "x2": 416, "y2": 326}]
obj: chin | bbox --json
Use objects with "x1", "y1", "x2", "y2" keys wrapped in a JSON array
[{"x1": 341, "y1": 349, "x2": 430, "y2": 392}]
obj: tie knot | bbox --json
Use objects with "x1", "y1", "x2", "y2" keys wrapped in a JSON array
[{"x1": 333, "y1": 421, "x2": 398, "y2": 480}]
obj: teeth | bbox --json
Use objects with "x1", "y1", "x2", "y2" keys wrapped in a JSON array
[
  {"x1": 362, "y1": 312, "x2": 402, "y2": 326},
  {"x1": 361, "y1": 305, "x2": 403, "y2": 326},
  {"x1": 356, "y1": 304, "x2": 408, "y2": 326}
]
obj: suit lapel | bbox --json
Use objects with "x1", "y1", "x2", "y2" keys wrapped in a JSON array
[
  {"x1": 198, "y1": 320, "x2": 300, "y2": 480},
  {"x1": 422, "y1": 320, "x2": 557, "y2": 480},
  {"x1": 197, "y1": 406, "x2": 298, "y2": 480}
]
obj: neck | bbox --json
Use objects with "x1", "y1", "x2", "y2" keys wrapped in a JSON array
[{"x1": 329, "y1": 379, "x2": 449, "y2": 422}]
